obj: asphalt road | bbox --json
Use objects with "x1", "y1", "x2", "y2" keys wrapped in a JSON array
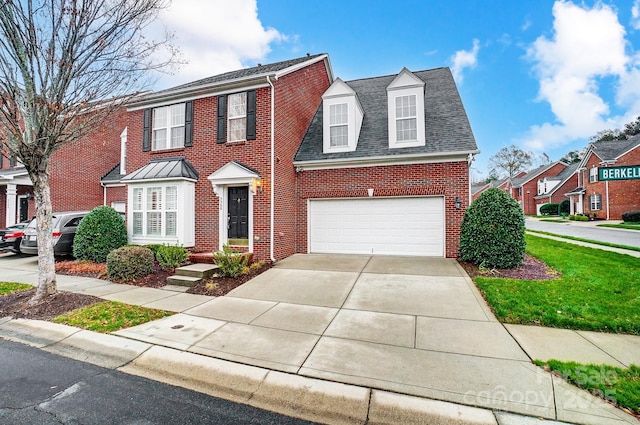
[
  {"x1": 0, "y1": 339, "x2": 317, "y2": 425},
  {"x1": 525, "y1": 219, "x2": 640, "y2": 248}
]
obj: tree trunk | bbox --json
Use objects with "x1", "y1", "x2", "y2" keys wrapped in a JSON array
[{"x1": 28, "y1": 170, "x2": 57, "y2": 304}]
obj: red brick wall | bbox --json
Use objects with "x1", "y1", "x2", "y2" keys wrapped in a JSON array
[
  {"x1": 125, "y1": 60, "x2": 330, "y2": 261},
  {"x1": 296, "y1": 161, "x2": 470, "y2": 258},
  {"x1": 583, "y1": 146, "x2": 640, "y2": 219},
  {"x1": 534, "y1": 174, "x2": 577, "y2": 212},
  {"x1": 49, "y1": 108, "x2": 126, "y2": 213},
  {"x1": 519, "y1": 162, "x2": 567, "y2": 215},
  {"x1": 273, "y1": 61, "x2": 331, "y2": 260}
]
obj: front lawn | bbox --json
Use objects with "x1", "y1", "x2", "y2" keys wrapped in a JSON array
[
  {"x1": 0, "y1": 282, "x2": 33, "y2": 296},
  {"x1": 474, "y1": 234, "x2": 640, "y2": 334},
  {"x1": 536, "y1": 360, "x2": 640, "y2": 416},
  {"x1": 598, "y1": 223, "x2": 640, "y2": 231},
  {"x1": 53, "y1": 301, "x2": 173, "y2": 333}
]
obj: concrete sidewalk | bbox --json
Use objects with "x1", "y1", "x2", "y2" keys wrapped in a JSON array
[{"x1": 0, "y1": 253, "x2": 638, "y2": 425}]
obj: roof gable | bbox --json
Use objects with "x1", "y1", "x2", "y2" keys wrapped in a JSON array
[
  {"x1": 323, "y1": 78, "x2": 356, "y2": 98},
  {"x1": 512, "y1": 161, "x2": 567, "y2": 187},
  {"x1": 387, "y1": 68, "x2": 425, "y2": 90}
]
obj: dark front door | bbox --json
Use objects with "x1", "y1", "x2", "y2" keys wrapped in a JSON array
[
  {"x1": 228, "y1": 186, "x2": 248, "y2": 240},
  {"x1": 19, "y1": 197, "x2": 29, "y2": 222}
]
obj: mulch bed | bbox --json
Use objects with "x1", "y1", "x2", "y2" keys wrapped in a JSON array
[
  {"x1": 458, "y1": 254, "x2": 559, "y2": 280},
  {"x1": 0, "y1": 289, "x2": 102, "y2": 321},
  {"x1": 187, "y1": 261, "x2": 273, "y2": 296}
]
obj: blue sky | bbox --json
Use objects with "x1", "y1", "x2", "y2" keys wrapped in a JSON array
[{"x1": 154, "y1": 1, "x2": 640, "y2": 180}]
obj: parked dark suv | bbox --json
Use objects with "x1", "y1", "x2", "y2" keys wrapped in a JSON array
[{"x1": 20, "y1": 211, "x2": 89, "y2": 256}]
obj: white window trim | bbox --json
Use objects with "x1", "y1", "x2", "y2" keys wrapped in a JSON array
[
  {"x1": 322, "y1": 96, "x2": 361, "y2": 153},
  {"x1": 329, "y1": 103, "x2": 349, "y2": 148},
  {"x1": 589, "y1": 167, "x2": 598, "y2": 183},
  {"x1": 387, "y1": 86, "x2": 425, "y2": 149},
  {"x1": 120, "y1": 127, "x2": 127, "y2": 175},
  {"x1": 127, "y1": 180, "x2": 195, "y2": 246},
  {"x1": 590, "y1": 193, "x2": 602, "y2": 211},
  {"x1": 152, "y1": 103, "x2": 185, "y2": 151},
  {"x1": 228, "y1": 92, "x2": 247, "y2": 143}
]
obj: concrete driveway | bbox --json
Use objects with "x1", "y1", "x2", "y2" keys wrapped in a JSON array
[{"x1": 118, "y1": 254, "x2": 564, "y2": 419}]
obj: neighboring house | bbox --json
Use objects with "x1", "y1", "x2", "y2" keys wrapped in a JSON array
[
  {"x1": 293, "y1": 67, "x2": 478, "y2": 258},
  {"x1": 533, "y1": 163, "x2": 578, "y2": 213},
  {"x1": 471, "y1": 176, "x2": 512, "y2": 201},
  {"x1": 510, "y1": 161, "x2": 568, "y2": 215},
  {"x1": 0, "y1": 108, "x2": 126, "y2": 228},
  {"x1": 570, "y1": 136, "x2": 640, "y2": 219},
  {"x1": 116, "y1": 54, "x2": 333, "y2": 261}
]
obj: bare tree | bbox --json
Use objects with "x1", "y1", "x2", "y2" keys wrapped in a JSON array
[
  {"x1": 488, "y1": 145, "x2": 533, "y2": 178},
  {"x1": 0, "y1": 0, "x2": 178, "y2": 302}
]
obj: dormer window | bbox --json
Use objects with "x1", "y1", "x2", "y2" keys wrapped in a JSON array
[
  {"x1": 395, "y1": 95, "x2": 417, "y2": 142},
  {"x1": 321, "y1": 78, "x2": 363, "y2": 153},
  {"x1": 387, "y1": 68, "x2": 425, "y2": 149},
  {"x1": 329, "y1": 103, "x2": 349, "y2": 147}
]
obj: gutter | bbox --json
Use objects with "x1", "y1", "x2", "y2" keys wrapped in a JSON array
[{"x1": 267, "y1": 75, "x2": 276, "y2": 263}]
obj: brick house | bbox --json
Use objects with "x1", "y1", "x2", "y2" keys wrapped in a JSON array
[
  {"x1": 569, "y1": 136, "x2": 640, "y2": 219},
  {"x1": 115, "y1": 54, "x2": 333, "y2": 261},
  {"x1": 532, "y1": 163, "x2": 578, "y2": 213},
  {"x1": 0, "y1": 108, "x2": 126, "y2": 228},
  {"x1": 293, "y1": 67, "x2": 478, "y2": 258},
  {"x1": 510, "y1": 161, "x2": 569, "y2": 215}
]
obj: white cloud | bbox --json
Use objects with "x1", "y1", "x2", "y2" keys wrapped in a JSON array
[
  {"x1": 632, "y1": 0, "x2": 640, "y2": 29},
  {"x1": 153, "y1": 0, "x2": 285, "y2": 88},
  {"x1": 450, "y1": 39, "x2": 480, "y2": 84},
  {"x1": 522, "y1": 1, "x2": 637, "y2": 151}
]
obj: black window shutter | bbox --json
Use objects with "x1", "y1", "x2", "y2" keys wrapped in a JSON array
[
  {"x1": 246, "y1": 90, "x2": 256, "y2": 140},
  {"x1": 10, "y1": 155, "x2": 16, "y2": 167},
  {"x1": 142, "y1": 108, "x2": 151, "y2": 152},
  {"x1": 184, "y1": 101, "x2": 194, "y2": 147},
  {"x1": 0, "y1": 154, "x2": 3, "y2": 168},
  {"x1": 217, "y1": 95, "x2": 227, "y2": 144}
]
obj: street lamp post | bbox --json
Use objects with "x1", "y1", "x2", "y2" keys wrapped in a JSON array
[{"x1": 526, "y1": 190, "x2": 530, "y2": 215}]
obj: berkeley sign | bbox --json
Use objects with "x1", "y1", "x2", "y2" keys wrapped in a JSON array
[{"x1": 598, "y1": 165, "x2": 640, "y2": 181}]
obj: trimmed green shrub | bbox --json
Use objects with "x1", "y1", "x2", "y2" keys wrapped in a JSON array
[
  {"x1": 622, "y1": 211, "x2": 640, "y2": 223},
  {"x1": 144, "y1": 244, "x2": 165, "y2": 258},
  {"x1": 459, "y1": 188, "x2": 525, "y2": 268},
  {"x1": 569, "y1": 214, "x2": 589, "y2": 221},
  {"x1": 106, "y1": 245, "x2": 154, "y2": 282},
  {"x1": 73, "y1": 206, "x2": 128, "y2": 263},
  {"x1": 540, "y1": 203, "x2": 560, "y2": 216},
  {"x1": 156, "y1": 245, "x2": 190, "y2": 269},
  {"x1": 559, "y1": 199, "x2": 570, "y2": 215},
  {"x1": 212, "y1": 245, "x2": 249, "y2": 278}
]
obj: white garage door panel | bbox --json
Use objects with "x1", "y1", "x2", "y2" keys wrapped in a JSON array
[{"x1": 308, "y1": 197, "x2": 444, "y2": 256}]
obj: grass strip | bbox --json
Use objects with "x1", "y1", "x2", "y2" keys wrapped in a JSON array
[
  {"x1": 0, "y1": 282, "x2": 33, "y2": 296},
  {"x1": 540, "y1": 219, "x2": 566, "y2": 223},
  {"x1": 53, "y1": 301, "x2": 173, "y2": 333},
  {"x1": 535, "y1": 360, "x2": 640, "y2": 415},
  {"x1": 526, "y1": 229, "x2": 640, "y2": 253},
  {"x1": 474, "y1": 234, "x2": 640, "y2": 334},
  {"x1": 598, "y1": 223, "x2": 640, "y2": 231}
]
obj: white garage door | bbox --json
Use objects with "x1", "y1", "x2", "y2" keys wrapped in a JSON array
[{"x1": 308, "y1": 197, "x2": 444, "y2": 256}]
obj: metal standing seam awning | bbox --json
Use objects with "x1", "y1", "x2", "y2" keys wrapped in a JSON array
[{"x1": 122, "y1": 157, "x2": 199, "y2": 182}]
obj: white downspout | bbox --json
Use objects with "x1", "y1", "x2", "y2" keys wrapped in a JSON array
[
  {"x1": 267, "y1": 75, "x2": 276, "y2": 262},
  {"x1": 605, "y1": 180, "x2": 610, "y2": 220}
]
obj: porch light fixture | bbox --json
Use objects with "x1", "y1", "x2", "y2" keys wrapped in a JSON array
[
  {"x1": 251, "y1": 177, "x2": 263, "y2": 194},
  {"x1": 454, "y1": 196, "x2": 462, "y2": 210}
]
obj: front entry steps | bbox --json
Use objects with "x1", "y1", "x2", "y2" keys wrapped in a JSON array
[{"x1": 167, "y1": 263, "x2": 219, "y2": 287}]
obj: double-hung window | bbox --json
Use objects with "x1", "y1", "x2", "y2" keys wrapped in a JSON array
[
  {"x1": 589, "y1": 167, "x2": 598, "y2": 183},
  {"x1": 152, "y1": 104, "x2": 185, "y2": 150},
  {"x1": 132, "y1": 185, "x2": 178, "y2": 238},
  {"x1": 228, "y1": 92, "x2": 247, "y2": 142},
  {"x1": 329, "y1": 103, "x2": 348, "y2": 147},
  {"x1": 395, "y1": 95, "x2": 417, "y2": 142},
  {"x1": 589, "y1": 193, "x2": 602, "y2": 210}
]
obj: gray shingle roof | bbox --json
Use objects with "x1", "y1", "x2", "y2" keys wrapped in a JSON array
[
  {"x1": 591, "y1": 134, "x2": 640, "y2": 162},
  {"x1": 294, "y1": 67, "x2": 478, "y2": 163},
  {"x1": 122, "y1": 157, "x2": 199, "y2": 182},
  {"x1": 101, "y1": 163, "x2": 124, "y2": 183},
  {"x1": 140, "y1": 54, "x2": 326, "y2": 100},
  {"x1": 512, "y1": 161, "x2": 566, "y2": 188}
]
